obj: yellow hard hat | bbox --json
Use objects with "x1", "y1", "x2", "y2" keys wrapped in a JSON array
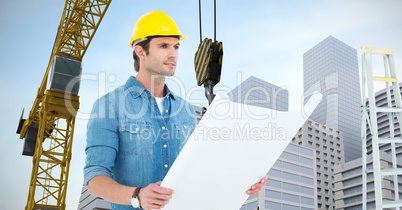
[{"x1": 129, "y1": 10, "x2": 186, "y2": 47}]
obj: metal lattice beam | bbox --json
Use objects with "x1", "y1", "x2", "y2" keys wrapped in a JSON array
[{"x1": 21, "y1": 1, "x2": 112, "y2": 209}]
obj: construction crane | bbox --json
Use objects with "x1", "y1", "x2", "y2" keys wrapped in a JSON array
[{"x1": 16, "y1": 0, "x2": 111, "y2": 209}]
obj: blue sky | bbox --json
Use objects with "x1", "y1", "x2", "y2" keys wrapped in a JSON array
[{"x1": 1, "y1": 1, "x2": 401, "y2": 209}]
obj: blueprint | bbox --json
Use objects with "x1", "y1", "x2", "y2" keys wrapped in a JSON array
[{"x1": 161, "y1": 92, "x2": 322, "y2": 210}]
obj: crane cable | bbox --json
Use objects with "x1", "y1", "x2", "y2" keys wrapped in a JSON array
[{"x1": 198, "y1": 0, "x2": 217, "y2": 42}]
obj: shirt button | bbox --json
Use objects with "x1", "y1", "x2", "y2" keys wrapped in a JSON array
[
  {"x1": 165, "y1": 110, "x2": 168, "y2": 113},
  {"x1": 164, "y1": 164, "x2": 169, "y2": 168},
  {"x1": 163, "y1": 144, "x2": 168, "y2": 148},
  {"x1": 162, "y1": 126, "x2": 166, "y2": 130}
]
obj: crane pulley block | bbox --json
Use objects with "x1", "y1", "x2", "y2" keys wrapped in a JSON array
[{"x1": 194, "y1": 37, "x2": 223, "y2": 86}]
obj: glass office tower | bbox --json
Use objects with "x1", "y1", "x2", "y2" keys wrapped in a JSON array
[{"x1": 303, "y1": 36, "x2": 361, "y2": 162}]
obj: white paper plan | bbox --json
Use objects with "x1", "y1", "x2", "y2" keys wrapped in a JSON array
[{"x1": 161, "y1": 92, "x2": 322, "y2": 210}]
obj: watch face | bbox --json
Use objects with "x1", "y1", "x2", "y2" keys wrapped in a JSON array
[{"x1": 131, "y1": 197, "x2": 140, "y2": 208}]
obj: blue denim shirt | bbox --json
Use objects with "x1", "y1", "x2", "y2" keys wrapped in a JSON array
[{"x1": 84, "y1": 76, "x2": 197, "y2": 210}]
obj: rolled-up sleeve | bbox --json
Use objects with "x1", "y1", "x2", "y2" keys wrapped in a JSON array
[{"x1": 83, "y1": 96, "x2": 119, "y2": 185}]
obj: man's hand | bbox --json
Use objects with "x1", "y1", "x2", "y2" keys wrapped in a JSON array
[
  {"x1": 139, "y1": 181, "x2": 174, "y2": 209},
  {"x1": 246, "y1": 176, "x2": 267, "y2": 195}
]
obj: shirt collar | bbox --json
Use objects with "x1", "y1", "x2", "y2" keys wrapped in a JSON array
[{"x1": 125, "y1": 76, "x2": 176, "y2": 100}]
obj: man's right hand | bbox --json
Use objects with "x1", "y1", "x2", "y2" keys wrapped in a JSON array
[{"x1": 138, "y1": 181, "x2": 174, "y2": 209}]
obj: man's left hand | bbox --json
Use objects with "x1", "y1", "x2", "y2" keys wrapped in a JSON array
[{"x1": 246, "y1": 176, "x2": 267, "y2": 195}]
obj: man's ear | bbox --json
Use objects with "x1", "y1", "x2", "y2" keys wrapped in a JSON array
[{"x1": 134, "y1": 45, "x2": 146, "y2": 59}]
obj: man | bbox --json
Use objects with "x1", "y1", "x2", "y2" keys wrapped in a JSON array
[{"x1": 84, "y1": 10, "x2": 266, "y2": 210}]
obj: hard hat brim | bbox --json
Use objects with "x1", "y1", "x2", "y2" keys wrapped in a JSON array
[{"x1": 129, "y1": 35, "x2": 186, "y2": 48}]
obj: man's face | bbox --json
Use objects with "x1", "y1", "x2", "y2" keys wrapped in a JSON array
[{"x1": 143, "y1": 37, "x2": 180, "y2": 77}]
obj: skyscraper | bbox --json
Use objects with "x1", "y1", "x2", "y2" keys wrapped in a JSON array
[
  {"x1": 231, "y1": 76, "x2": 317, "y2": 210},
  {"x1": 229, "y1": 75, "x2": 289, "y2": 111},
  {"x1": 241, "y1": 143, "x2": 317, "y2": 210},
  {"x1": 303, "y1": 36, "x2": 361, "y2": 162},
  {"x1": 292, "y1": 119, "x2": 344, "y2": 210},
  {"x1": 365, "y1": 82, "x2": 402, "y2": 157},
  {"x1": 333, "y1": 152, "x2": 402, "y2": 209}
]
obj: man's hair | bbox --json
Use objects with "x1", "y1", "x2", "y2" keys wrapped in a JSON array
[
  {"x1": 133, "y1": 38, "x2": 151, "y2": 72},
  {"x1": 132, "y1": 36, "x2": 180, "y2": 72}
]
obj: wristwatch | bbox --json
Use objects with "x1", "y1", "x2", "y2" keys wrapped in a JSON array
[{"x1": 130, "y1": 187, "x2": 142, "y2": 208}]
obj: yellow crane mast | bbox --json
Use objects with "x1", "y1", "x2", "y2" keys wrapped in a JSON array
[{"x1": 16, "y1": 0, "x2": 112, "y2": 209}]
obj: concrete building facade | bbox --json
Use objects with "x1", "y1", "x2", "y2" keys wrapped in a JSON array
[
  {"x1": 303, "y1": 36, "x2": 361, "y2": 162},
  {"x1": 241, "y1": 143, "x2": 317, "y2": 210},
  {"x1": 333, "y1": 152, "x2": 402, "y2": 209},
  {"x1": 365, "y1": 82, "x2": 402, "y2": 156},
  {"x1": 292, "y1": 119, "x2": 344, "y2": 210}
]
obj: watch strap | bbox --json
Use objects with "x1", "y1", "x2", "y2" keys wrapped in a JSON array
[
  {"x1": 132, "y1": 187, "x2": 142, "y2": 199},
  {"x1": 132, "y1": 187, "x2": 142, "y2": 208}
]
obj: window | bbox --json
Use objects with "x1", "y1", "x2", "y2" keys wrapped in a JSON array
[
  {"x1": 299, "y1": 147, "x2": 313, "y2": 156},
  {"x1": 283, "y1": 161, "x2": 299, "y2": 173},
  {"x1": 273, "y1": 160, "x2": 282, "y2": 167},
  {"x1": 265, "y1": 201, "x2": 281, "y2": 209},
  {"x1": 300, "y1": 156, "x2": 313, "y2": 165},
  {"x1": 300, "y1": 166, "x2": 314, "y2": 175},
  {"x1": 300, "y1": 176, "x2": 314, "y2": 185},
  {"x1": 268, "y1": 169, "x2": 281, "y2": 177},
  {"x1": 266, "y1": 189, "x2": 281, "y2": 199},
  {"x1": 266, "y1": 179, "x2": 281, "y2": 189},
  {"x1": 283, "y1": 204, "x2": 299, "y2": 210},
  {"x1": 283, "y1": 193, "x2": 299, "y2": 203},
  {"x1": 283, "y1": 182, "x2": 299, "y2": 192},
  {"x1": 300, "y1": 186, "x2": 314, "y2": 194},
  {"x1": 301, "y1": 196, "x2": 314, "y2": 205},
  {"x1": 244, "y1": 201, "x2": 258, "y2": 210},
  {"x1": 283, "y1": 172, "x2": 299, "y2": 181},
  {"x1": 281, "y1": 152, "x2": 298, "y2": 161}
]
